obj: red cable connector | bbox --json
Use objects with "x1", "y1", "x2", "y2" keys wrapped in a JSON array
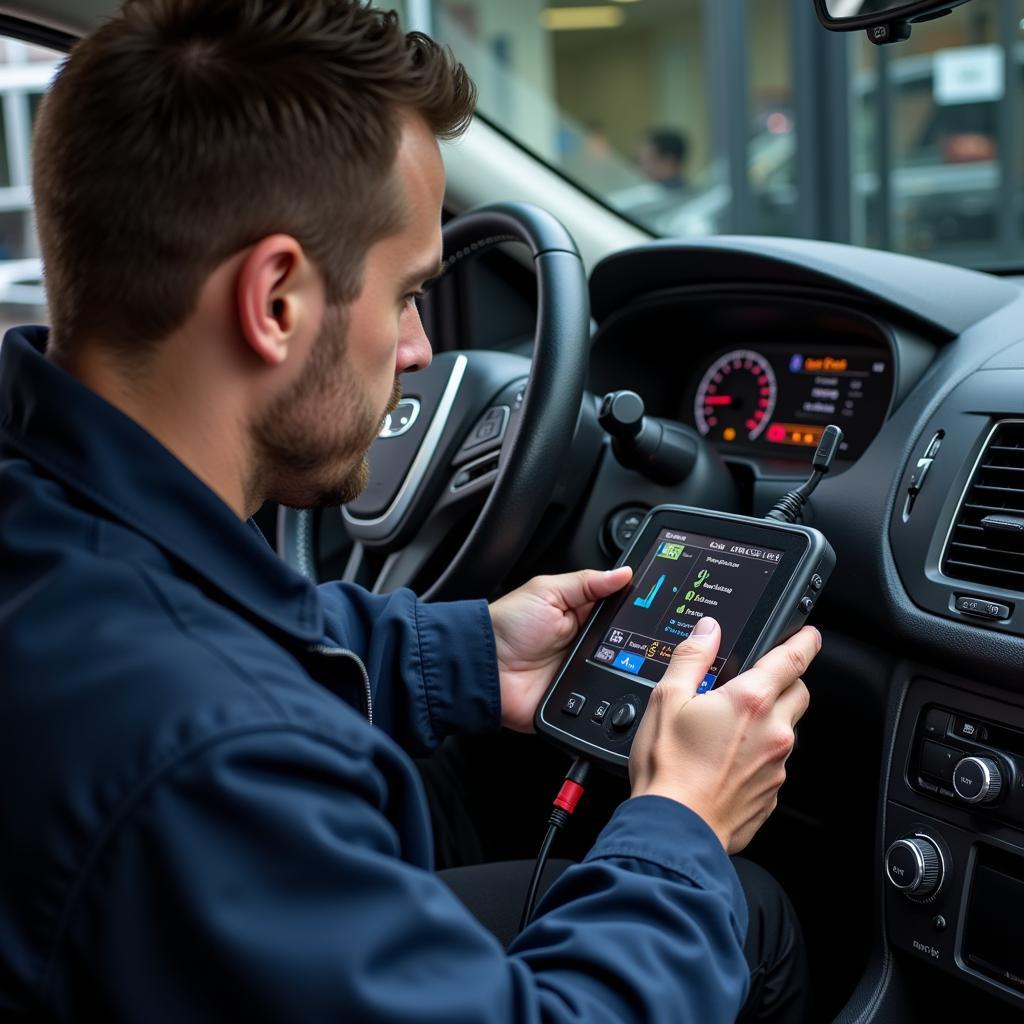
[{"x1": 553, "y1": 779, "x2": 585, "y2": 815}]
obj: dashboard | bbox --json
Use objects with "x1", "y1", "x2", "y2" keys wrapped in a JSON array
[
  {"x1": 588, "y1": 292, "x2": 903, "y2": 467},
  {"x1": 576, "y1": 236, "x2": 1024, "y2": 1020}
]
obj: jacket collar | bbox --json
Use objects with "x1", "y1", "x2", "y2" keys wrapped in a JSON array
[{"x1": 0, "y1": 326, "x2": 324, "y2": 644}]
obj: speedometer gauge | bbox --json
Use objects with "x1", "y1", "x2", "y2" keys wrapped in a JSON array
[{"x1": 694, "y1": 350, "x2": 777, "y2": 442}]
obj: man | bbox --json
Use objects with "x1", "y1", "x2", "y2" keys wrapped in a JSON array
[
  {"x1": 638, "y1": 128, "x2": 691, "y2": 190},
  {"x1": 0, "y1": 2, "x2": 817, "y2": 1020}
]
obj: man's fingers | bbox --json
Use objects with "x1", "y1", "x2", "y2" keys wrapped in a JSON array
[
  {"x1": 774, "y1": 676, "x2": 811, "y2": 728},
  {"x1": 547, "y1": 566, "x2": 633, "y2": 609},
  {"x1": 660, "y1": 617, "x2": 721, "y2": 693},
  {"x1": 745, "y1": 627, "x2": 821, "y2": 699}
]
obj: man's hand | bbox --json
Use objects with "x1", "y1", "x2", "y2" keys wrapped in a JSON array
[
  {"x1": 489, "y1": 567, "x2": 633, "y2": 733},
  {"x1": 629, "y1": 617, "x2": 818, "y2": 854}
]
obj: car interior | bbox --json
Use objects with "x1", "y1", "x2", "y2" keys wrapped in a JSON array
[{"x1": 9, "y1": 0, "x2": 1024, "y2": 1019}]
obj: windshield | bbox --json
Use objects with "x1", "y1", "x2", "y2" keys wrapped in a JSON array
[{"x1": 391, "y1": 0, "x2": 1022, "y2": 271}]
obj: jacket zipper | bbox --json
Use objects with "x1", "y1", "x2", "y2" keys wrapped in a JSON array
[{"x1": 309, "y1": 644, "x2": 374, "y2": 725}]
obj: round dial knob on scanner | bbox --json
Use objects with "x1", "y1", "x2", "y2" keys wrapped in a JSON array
[
  {"x1": 952, "y1": 756, "x2": 1004, "y2": 804},
  {"x1": 885, "y1": 834, "x2": 943, "y2": 900}
]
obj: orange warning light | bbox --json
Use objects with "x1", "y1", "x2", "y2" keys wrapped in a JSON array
[{"x1": 769, "y1": 423, "x2": 826, "y2": 448}]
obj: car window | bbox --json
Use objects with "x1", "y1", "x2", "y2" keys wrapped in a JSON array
[
  {"x1": 403, "y1": 0, "x2": 1021, "y2": 270},
  {"x1": 0, "y1": 34, "x2": 54, "y2": 339}
]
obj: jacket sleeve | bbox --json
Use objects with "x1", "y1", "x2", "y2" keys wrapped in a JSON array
[
  {"x1": 45, "y1": 729, "x2": 748, "y2": 1024},
  {"x1": 317, "y1": 582, "x2": 502, "y2": 754}
]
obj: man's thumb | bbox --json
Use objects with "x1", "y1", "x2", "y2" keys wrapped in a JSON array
[{"x1": 663, "y1": 617, "x2": 721, "y2": 689}]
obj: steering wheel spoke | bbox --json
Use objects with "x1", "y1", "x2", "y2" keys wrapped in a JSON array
[{"x1": 351, "y1": 432, "x2": 505, "y2": 595}]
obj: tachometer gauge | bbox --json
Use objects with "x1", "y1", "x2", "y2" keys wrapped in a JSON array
[{"x1": 694, "y1": 349, "x2": 777, "y2": 442}]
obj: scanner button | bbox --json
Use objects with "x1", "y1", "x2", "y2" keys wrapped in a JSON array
[
  {"x1": 592, "y1": 700, "x2": 611, "y2": 723},
  {"x1": 610, "y1": 702, "x2": 637, "y2": 732},
  {"x1": 562, "y1": 693, "x2": 586, "y2": 717},
  {"x1": 612, "y1": 651, "x2": 645, "y2": 675},
  {"x1": 809, "y1": 574, "x2": 824, "y2": 592},
  {"x1": 800, "y1": 596, "x2": 815, "y2": 614}
]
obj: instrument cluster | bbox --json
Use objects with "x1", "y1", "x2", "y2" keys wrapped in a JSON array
[
  {"x1": 688, "y1": 343, "x2": 893, "y2": 461},
  {"x1": 587, "y1": 294, "x2": 898, "y2": 466}
]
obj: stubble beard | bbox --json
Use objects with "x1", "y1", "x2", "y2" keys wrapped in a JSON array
[{"x1": 251, "y1": 304, "x2": 401, "y2": 510}]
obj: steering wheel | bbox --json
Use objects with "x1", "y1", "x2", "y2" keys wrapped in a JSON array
[{"x1": 278, "y1": 201, "x2": 591, "y2": 601}]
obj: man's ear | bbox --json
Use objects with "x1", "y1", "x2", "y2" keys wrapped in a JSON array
[{"x1": 236, "y1": 235, "x2": 322, "y2": 367}]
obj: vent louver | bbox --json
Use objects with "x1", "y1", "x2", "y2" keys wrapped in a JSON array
[{"x1": 943, "y1": 421, "x2": 1024, "y2": 591}]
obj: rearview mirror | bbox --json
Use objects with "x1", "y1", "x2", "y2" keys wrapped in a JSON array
[{"x1": 812, "y1": 0, "x2": 975, "y2": 44}]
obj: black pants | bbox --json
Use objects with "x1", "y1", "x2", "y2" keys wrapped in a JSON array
[{"x1": 420, "y1": 734, "x2": 810, "y2": 1024}]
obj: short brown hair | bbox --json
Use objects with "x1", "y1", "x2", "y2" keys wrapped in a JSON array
[{"x1": 33, "y1": 0, "x2": 475, "y2": 355}]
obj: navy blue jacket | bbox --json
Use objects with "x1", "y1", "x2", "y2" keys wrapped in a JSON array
[{"x1": 0, "y1": 327, "x2": 749, "y2": 1022}]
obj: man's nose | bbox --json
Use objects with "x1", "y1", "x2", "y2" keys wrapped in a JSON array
[{"x1": 396, "y1": 302, "x2": 433, "y2": 375}]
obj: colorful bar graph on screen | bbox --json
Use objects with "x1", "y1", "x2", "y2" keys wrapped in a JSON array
[{"x1": 633, "y1": 573, "x2": 666, "y2": 610}]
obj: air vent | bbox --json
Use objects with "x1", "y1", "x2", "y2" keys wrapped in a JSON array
[{"x1": 944, "y1": 421, "x2": 1024, "y2": 591}]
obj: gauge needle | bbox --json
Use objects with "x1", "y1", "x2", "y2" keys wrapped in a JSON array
[{"x1": 704, "y1": 396, "x2": 734, "y2": 406}]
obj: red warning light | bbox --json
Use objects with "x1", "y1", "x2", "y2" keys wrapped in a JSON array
[{"x1": 767, "y1": 424, "x2": 786, "y2": 443}]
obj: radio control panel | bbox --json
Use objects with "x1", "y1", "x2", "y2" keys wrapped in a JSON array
[{"x1": 913, "y1": 705, "x2": 1024, "y2": 826}]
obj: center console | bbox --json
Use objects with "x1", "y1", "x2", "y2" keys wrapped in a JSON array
[{"x1": 884, "y1": 674, "x2": 1024, "y2": 1009}]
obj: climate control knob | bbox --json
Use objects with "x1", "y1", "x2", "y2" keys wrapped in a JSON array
[
  {"x1": 885, "y1": 835, "x2": 943, "y2": 899},
  {"x1": 952, "y1": 756, "x2": 1004, "y2": 804}
]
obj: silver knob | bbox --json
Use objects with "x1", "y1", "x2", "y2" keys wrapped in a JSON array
[
  {"x1": 885, "y1": 835, "x2": 942, "y2": 899},
  {"x1": 952, "y1": 756, "x2": 1004, "y2": 804}
]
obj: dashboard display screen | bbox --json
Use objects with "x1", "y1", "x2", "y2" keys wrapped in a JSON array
[
  {"x1": 589, "y1": 527, "x2": 782, "y2": 691},
  {"x1": 692, "y1": 344, "x2": 892, "y2": 460}
]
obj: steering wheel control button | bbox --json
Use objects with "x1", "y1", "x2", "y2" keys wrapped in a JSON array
[
  {"x1": 464, "y1": 405, "x2": 509, "y2": 451},
  {"x1": 886, "y1": 836, "x2": 943, "y2": 900},
  {"x1": 955, "y1": 595, "x2": 1011, "y2": 621},
  {"x1": 922, "y1": 708, "x2": 951, "y2": 739},
  {"x1": 610, "y1": 701, "x2": 637, "y2": 732},
  {"x1": 592, "y1": 700, "x2": 611, "y2": 724},
  {"x1": 606, "y1": 507, "x2": 648, "y2": 552},
  {"x1": 920, "y1": 741, "x2": 960, "y2": 785},
  {"x1": 451, "y1": 452, "x2": 501, "y2": 492},
  {"x1": 953, "y1": 756, "x2": 1004, "y2": 804},
  {"x1": 562, "y1": 693, "x2": 586, "y2": 717}
]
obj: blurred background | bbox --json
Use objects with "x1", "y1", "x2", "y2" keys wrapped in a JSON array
[
  {"x1": 389, "y1": 0, "x2": 1024, "y2": 270},
  {"x1": 4, "y1": 2, "x2": 1024, "y2": 332}
]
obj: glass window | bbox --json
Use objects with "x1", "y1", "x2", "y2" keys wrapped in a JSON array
[
  {"x1": 422, "y1": 0, "x2": 1024, "y2": 270},
  {"x1": 431, "y1": 0, "x2": 716, "y2": 238},
  {"x1": 892, "y1": 0, "x2": 1000, "y2": 261},
  {"x1": 0, "y1": 36, "x2": 56, "y2": 336},
  {"x1": 746, "y1": 0, "x2": 799, "y2": 237},
  {"x1": 852, "y1": 1, "x2": 1007, "y2": 263}
]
